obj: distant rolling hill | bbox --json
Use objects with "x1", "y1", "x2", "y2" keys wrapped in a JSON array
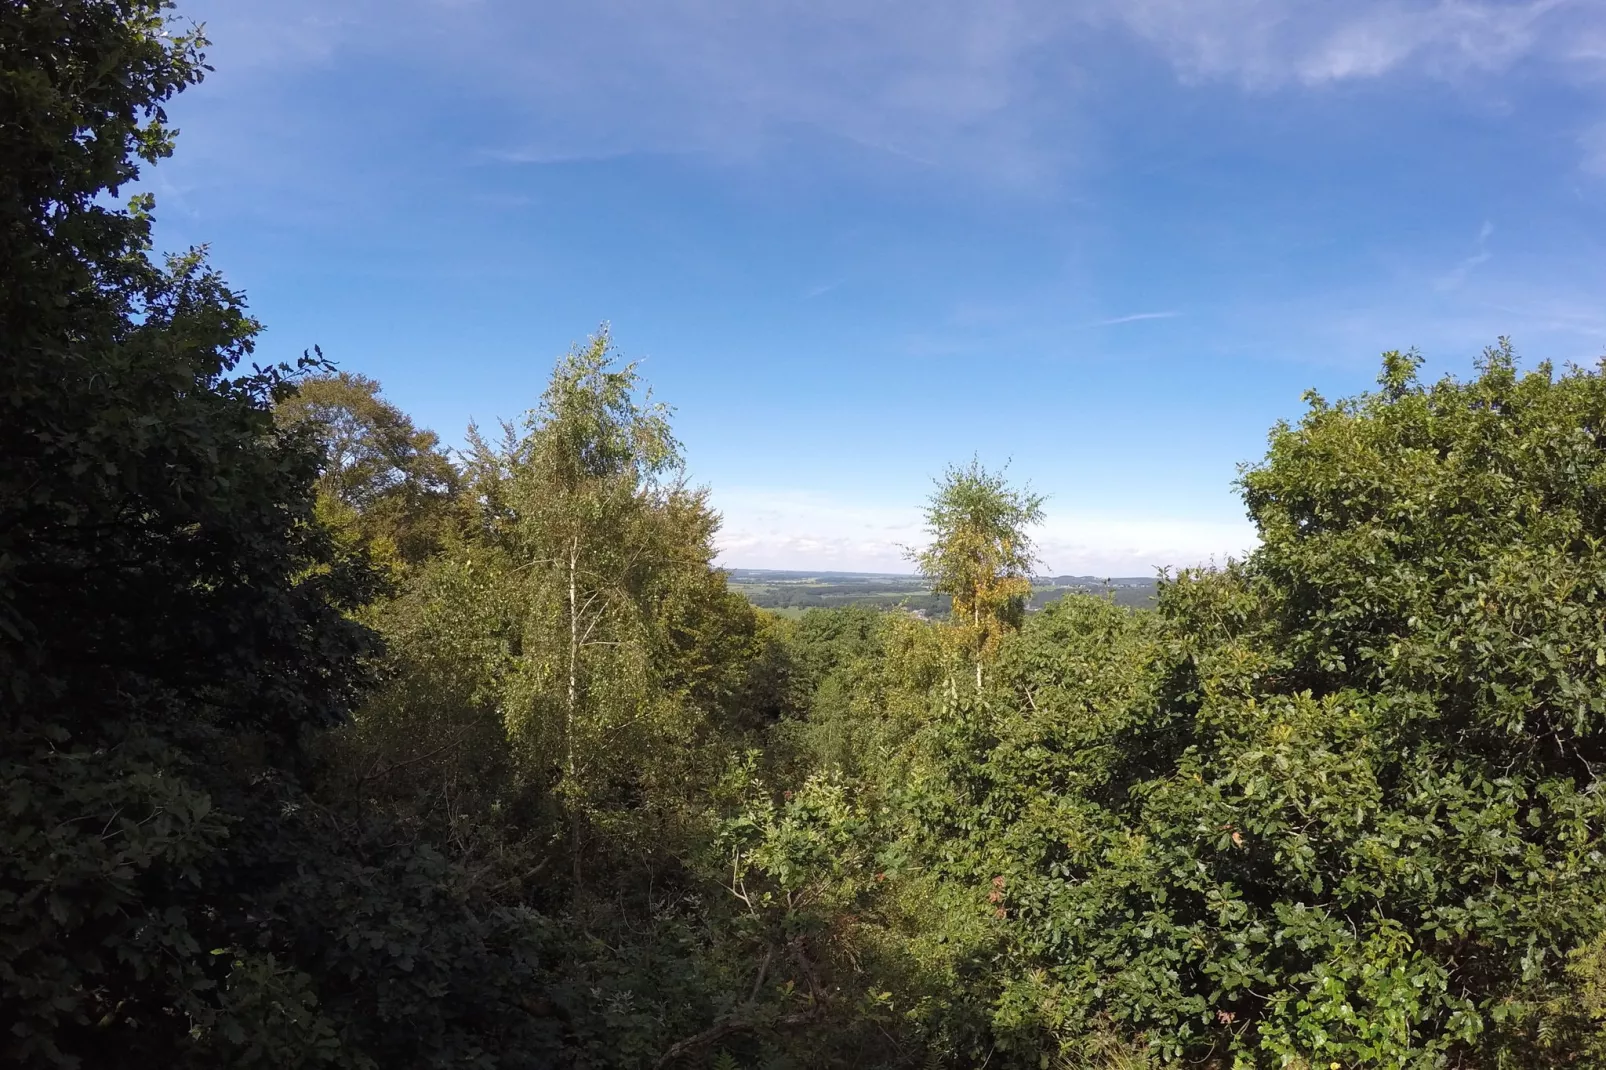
[{"x1": 725, "y1": 569, "x2": 1157, "y2": 616}]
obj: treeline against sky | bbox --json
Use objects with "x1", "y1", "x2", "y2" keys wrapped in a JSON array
[{"x1": 10, "y1": 4, "x2": 1606, "y2": 1068}]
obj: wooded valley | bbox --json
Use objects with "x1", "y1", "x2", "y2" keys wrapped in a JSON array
[{"x1": 8, "y1": 4, "x2": 1606, "y2": 1068}]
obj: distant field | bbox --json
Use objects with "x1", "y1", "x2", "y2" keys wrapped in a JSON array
[{"x1": 725, "y1": 569, "x2": 1157, "y2": 615}]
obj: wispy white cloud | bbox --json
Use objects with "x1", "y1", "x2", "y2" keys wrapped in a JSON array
[
  {"x1": 477, "y1": 146, "x2": 638, "y2": 166},
  {"x1": 187, "y1": 0, "x2": 1075, "y2": 184},
  {"x1": 1098, "y1": 310, "x2": 1178, "y2": 326},
  {"x1": 1034, "y1": 514, "x2": 1258, "y2": 576},
  {"x1": 1435, "y1": 220, "x2": 1494, "y2": 291},
  {"x1": 710, "y1": 489, "x2": 920, "y2": 572},
  {"x1": 1103, "y1": 0, "x2": 1575, "y2": 87},
  {"x1": 710, "y1": 486, "x2": 1256, "y2": 575},
  {"x1": 182, "y1": 0, "x2": 1606, "y2": 186},
  {"x1": 803, "y1": 280, "x2": 845, "y2": 301}
]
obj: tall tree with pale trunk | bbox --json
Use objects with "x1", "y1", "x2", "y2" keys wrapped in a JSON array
[{"x1": 462, "y1": 329, "x2": 717, "y2": 887}]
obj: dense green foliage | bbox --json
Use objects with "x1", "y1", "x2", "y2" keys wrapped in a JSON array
[
  {"x1": 7, "y1": 5, "x2": 1606, "y2": 1068},
  {"x1": 1, "y1": 5, "x2": 565, "y2": 1067},
  {"x1": 740, "y1": 348, "x2": 1606, "y2": 1067},
  {"x1": 275, "y1": 371, "x2": 460, "y2": 568}
]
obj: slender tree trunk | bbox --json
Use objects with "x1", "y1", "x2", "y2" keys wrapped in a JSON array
[
  {"x1": 567, "y1": 534, "x2": 582, "y2": 890},
  {"x1": 973, "y1": 589, "x2": 984, "y2": 693}
]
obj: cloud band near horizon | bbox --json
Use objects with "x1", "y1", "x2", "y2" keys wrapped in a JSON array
[{"x1": 710, "y1": 487, "x2": 1256, "y2": 576}]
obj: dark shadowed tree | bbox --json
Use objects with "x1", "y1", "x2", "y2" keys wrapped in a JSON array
[{"x1": 0, "y1": 6, "x2": 564, "y2": 1067}]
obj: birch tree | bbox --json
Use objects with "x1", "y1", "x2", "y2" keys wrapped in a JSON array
[{"x1": 464, "y1": 330, "x2": 715, "y2": 885}]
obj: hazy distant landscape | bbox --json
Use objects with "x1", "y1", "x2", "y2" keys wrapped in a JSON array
[{"x1": 727, "y1": 568, "x2": 1158, "y2": 616}]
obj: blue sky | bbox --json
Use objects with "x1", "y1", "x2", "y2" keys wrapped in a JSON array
[{"x1": 149, "y1": 0, "x2": 1606, "y2": 574}]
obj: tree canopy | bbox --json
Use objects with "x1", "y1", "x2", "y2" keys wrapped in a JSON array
[
  {"x1": 275, "y1": 370, "x2": 459, "y2": 567},
  {"x1": 5, "y1": 4, "x2": 1606, "y2": 1067}
]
